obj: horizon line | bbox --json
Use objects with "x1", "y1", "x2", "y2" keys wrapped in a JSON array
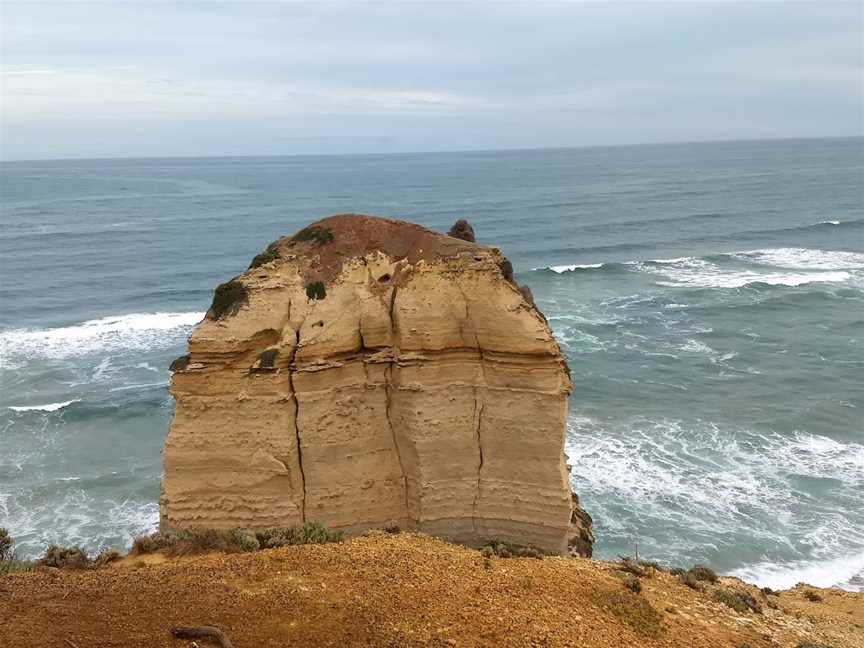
[{"x1": 1, "y1": 134, "x2": 861, "y2": 165}]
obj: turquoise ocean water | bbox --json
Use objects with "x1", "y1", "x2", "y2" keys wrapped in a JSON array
[{"x1": 1, "y1": 138, "x2": 862, "y2": 590}]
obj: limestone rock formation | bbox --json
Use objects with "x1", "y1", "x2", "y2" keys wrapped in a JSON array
[{"x1": 161, "y1": 214, "x2": 591, "y2": 555}]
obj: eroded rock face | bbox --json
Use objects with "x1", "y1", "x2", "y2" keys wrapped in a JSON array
[{"x1": 161, "y1": 214, "x2": 591, "y2": 555}]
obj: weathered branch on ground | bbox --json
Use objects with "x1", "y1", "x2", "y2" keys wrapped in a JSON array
[{"x1": 171, "y1": 625, "x2": 234, "y2": 648}]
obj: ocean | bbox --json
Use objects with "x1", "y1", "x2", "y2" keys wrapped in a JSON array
[{"x1": 1, "y1": 137, "x2": 862, "y2": 591}]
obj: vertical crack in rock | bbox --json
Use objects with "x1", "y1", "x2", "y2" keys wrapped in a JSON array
[
  {"x1": 286, "y1": 326, "x2": 307, "y2": 523},
  {"x1": 471, "y1": 390, "x2": 485, "y2": 533},
  {"x1": 385, "y1": 284, "x2": 410, "y2": 524},
  {"x1": 457, "y1": 283, "x2": 488, "y2": 535}
]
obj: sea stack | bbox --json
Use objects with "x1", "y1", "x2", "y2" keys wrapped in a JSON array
[{"x1": 161, "y1": 214, "x2": 591, "y2": 556}]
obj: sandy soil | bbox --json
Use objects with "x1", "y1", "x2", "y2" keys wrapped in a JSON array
[{"x1": 1, "y1": 533, "x2": 861, "y2": 648}]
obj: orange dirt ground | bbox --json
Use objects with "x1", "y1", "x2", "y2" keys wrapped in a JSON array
[{"x1": 1, "y1": 533, "x2": 862, "y2": 648}]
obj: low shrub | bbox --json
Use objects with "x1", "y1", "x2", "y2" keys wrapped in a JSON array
[
  {"x1": 0, "y1": 528, "x2": 12, "y2": 561},
  {"x1": 231, "y1": 528, "x2": 260, "y2": 552},
  {"x1": 209, "y1": 279, "x2": 249, "y2": 320},
  {"x1": 258, "y1": 349, "x2": 279, "y2": 368},
  {"x1": 133, "y1": 523, "x2": 342, "y2": 557},
  {"x1": 688, "y1": 564, "x2": 718, "y2": 583},
  {"x1": 761, "y1": 586, "x2": 779, "y2": 596},
  {"x1": 251, "y1": 349, "x2": 279, "y2": 373},
  {"x1": 668, "y1": 567, "x2": 686, "y2": 576},
  {"x1": 256, "y1": 522, "x2": 343, "y2": 548},
  {"x1": 249, "y1": 246, "x2": 280, "y2": 269},
  {"x1": 594, "y1": 589, "x2": 663, "y2": 639},
  {"x1": 481, "y1": 540, "x2": 545, "y2": 560},
  {"x1": 291, "y1": 225, "x2": 333, "y2": 246},
  {"x1": 679, "y1": 570, "x2": 702, "y2": 591},
  {"x1": 93, "y1": 548, "x2": 122, "y2": 567},
  {"x1": 38, "y1": 545, "x2": 90, "y2": 570},
  {"x1": 621, "y1": 573, "x2": 642, "y2": 594},
  {"x1": 617, "y1": 557, "x2": 650, "y2": 578},
  {"x1": 803, "y1": 590, "x2": 823, "y2": 602},
  {"x1": 0, "y1": 529, "x2": 36, "y2": 575},
  {"x1": 169, "y1": 354, "x2": 190, "y2": 372},
  {"x1": 305, "y1": 281, "x2": 326, "y2": 300},
  {"x1": 131, "y1": 532, "x2": 165, "y2": 555},
  {"x1": 162, "y1": 528, "x2": 233, "y2": 557},
  {"x1": 796, "y1": 643, "x2": 833, "y2": 648},
  {"x1": 713, "y1": 589, "x2": 762, "y2": 614}
]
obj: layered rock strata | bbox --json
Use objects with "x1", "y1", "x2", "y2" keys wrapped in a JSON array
[{"x1": 161, "y1": 214, "x2": 590, "y2": 555}]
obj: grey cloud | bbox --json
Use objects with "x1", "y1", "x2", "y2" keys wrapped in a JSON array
[{"x1": 1, "y1": 1, "x2": 861, "y2": 159}]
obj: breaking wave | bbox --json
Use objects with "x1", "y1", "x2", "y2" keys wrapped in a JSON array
[
  {"x1": 8, "y1": 400, "x2": 80, "y2": 413},
  {"x1": 531, "y1": 247, "x2": 862, "y2": 290},
  {"x1": 0, "y1": 487, "x2": 159, "y2": 557},
  {"x1": 566, "y1": 416, "x2": 864, "y2": 590},
  {"x1": 0, "y1": 311, "x2": 204, "y2": 365},
  {"x1": 543, "y1": 263, "x2": 605, "y2": 273},
  {"x1": 731, "y1": 553, "x2": 864, "y2": 592},
  {"x1": 729, "y1": 247, "x2": 864, "y2": 271}
]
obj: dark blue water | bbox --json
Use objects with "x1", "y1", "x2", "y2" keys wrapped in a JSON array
[{"x1": 1, "y1": 138, "x2": 862, "y2": 590}]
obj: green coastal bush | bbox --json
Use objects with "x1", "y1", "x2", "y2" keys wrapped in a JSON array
[
  {"x1": 256, "y1": 522, "x2": 343, "y2": 548},
  {"x1": 31, "y1": 544, "x2": 118, "y2": 570},
  {"x1": 688, "y1": 564, "x2": 718, "y2": 583},
  {"x1": 480, "y1": 540, "x2": 545, "y2": 560},
  {"x1": 677, "y1": 563, "x2": 718, "y2": 590},
  {"x1": 251, "y1": 349, "x2": 279, "y2": 373},
  {"x1": 305, "y1": 281, "x2": 326, "y2": 300},
  {"x1": 621, "y1": 573, "x2": 642, "y2": 593},
  {"x1": 679, "y1": 570, "x2": 703, "y2": 591},
  {"x1": 618, "y1": 557, "x2": 651, "y2": 578},
  {"x1": 132, "y1": 528, "x2": 240, "y2": 557},
  {"x1": 249, "y1": 246, "x2": 280, "y2": 269},
  {"x1": 0, "y1": 528, "x2": 36, "y2": 575},
  {"x1": 131, "y1": 522, "x2": 343, "y2": 557},
  {"x1": 38, "y1": 545, "x2": 90, "y2": 569},
  {"x1": 209, "y1": 278, "x2": 249, "y2": 320},
  {"x1": 0, "y1": 528, "x2": 12, "y2": 561},
  {"x1": 291, "y1": 225, "x2": 333, "y2": 246},
  {"x1": 713, "y1": 589, "x2": 762, "y2": 614},
  {"x1": 169, "y1": 354, "x2": 190, "y2": 372}
]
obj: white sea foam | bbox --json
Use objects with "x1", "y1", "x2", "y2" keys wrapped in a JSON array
[
  {"x1": 0, "y1": 311, "x2": 204, "y2": 364},
  {"x1": 566, "y1": 417, "x2": 864, "y2": 589},
  {"x1": 109, "y1": 381, "x2": 169, "y2": 393},
  {"x1": 8, "y1": 399, "x2": 80, "y2": 413},
  {"x1": 638, "y1": 256, "x2": 852, "y2": 289},
  {"x1": 681, "y1": 339, "x2": 714, "y2": 354},
  {"x1": 731, "y1": 553, "x2": 864, "y2": 592},
  {"x1": 818, "y1": 220, "x2": 840, "y2": 226},
  {"x1": 544, "y1": 263, "x2": 605, "y2": 273},
  {"x1": 1, "y1": 487, "x2": 160, "y2": 558},
  {"x1": 731, "y1": 248, "x2": 864, "y2": 271}
]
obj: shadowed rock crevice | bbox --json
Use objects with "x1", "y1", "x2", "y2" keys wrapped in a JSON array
[{"x1": 286, "y1": 329, "x2": 306, "y2": 523}]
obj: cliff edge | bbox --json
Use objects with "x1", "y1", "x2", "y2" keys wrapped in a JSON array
[{"x1": 161, "y1": 214, "x2": 590, "y2": 555}]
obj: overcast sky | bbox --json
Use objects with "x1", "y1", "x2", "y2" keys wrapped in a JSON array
[{"x1": 1, "y1": 1, "x2": 861, "y2": 160}]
